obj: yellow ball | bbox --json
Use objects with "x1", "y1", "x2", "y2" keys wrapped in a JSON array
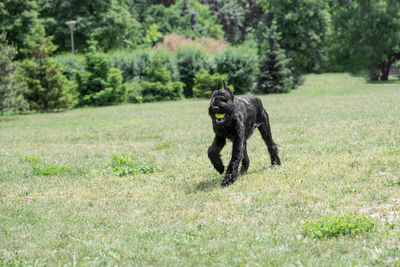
[{"x1": 215, "y1": 113, "x2": 225, "y2": 119}]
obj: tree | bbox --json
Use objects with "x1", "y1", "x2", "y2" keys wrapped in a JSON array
[
  {"x1": 258, "y1": 0, "x2": 330, "y2": 81},
  {"x1": 255, "y1": 21, "x2": 293, "y2": 94},
  {"x1": 75, "y1": 41, "x2": 126, "y2": 106},
  {"x1": 0, "y1": 0, "x2": 39, "y2": 59},
  {"x1": 18, "y1": 24, "x2": 76, "y2": 112},
  {"x1": 0, "y1": 34, "x2": 28, "y2": 114},
  {"x1": 38, "y1": 0, "x2": 141, "y2": 52},
  {"x1": 328, "y1": 0, "x2": 400, "y2": 81}
]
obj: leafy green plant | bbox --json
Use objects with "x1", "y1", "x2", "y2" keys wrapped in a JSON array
[
  {"x1": 109, "y1": 152, "x2": 158, "y2": 176},
  {"x1": 215, "y1": 45, "x2": 258, "y2": 94},
  {"x1": 140, "y1": 81, "x2": 183, "y2": 102},
  {"x1": 18, "y1": 24, "x2": 76, "y2": 111},
  {"x1": 176, "y1": 47, "x2": 213, "y2": 98},
  {"x1": 303, "y1": 215, "x2": 377, "y2": 239},
  {"x1": 193, "y1": 70, "x2": 230, "y2": 98},
  {"x1": 75, "y1": 41, "x2": 126, "y2": 106},
  {"x1": 0, "y1": 34, "x2": 28, "y2": 114}
]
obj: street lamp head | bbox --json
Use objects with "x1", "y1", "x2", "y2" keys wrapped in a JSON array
[{"x1": 65, "y1": 20, "x2": 77, "y2": 30}]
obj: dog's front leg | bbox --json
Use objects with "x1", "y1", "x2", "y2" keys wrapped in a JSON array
[
  {"x1": 222, "y1": 129, "x2": 244, "y2": 187},
  {"x1": 208, "y1": 136, "x2": 226, "y2": 174}
]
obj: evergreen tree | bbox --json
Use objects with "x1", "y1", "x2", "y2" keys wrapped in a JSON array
[
  {"x1": 0, "y1": 34, "x2": 28, "y2": 114},
  {"x1": 75, "y1": 41, "x2": 126, "y2": 106},
  {"x1": 18, "y1": 24, "x2": 76, "y2": 111},
  {"x1": 255, "y1": 21, "x2": 293, "y2": 94}
]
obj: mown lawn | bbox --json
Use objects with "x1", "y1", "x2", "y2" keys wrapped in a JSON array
[{"x1": 1, "y1": 73, "x2": 399, "y2": 266}]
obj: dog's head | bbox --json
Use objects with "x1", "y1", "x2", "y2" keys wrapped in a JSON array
[{"x1": 209, "y1": 81, "x2": 235, "y2": 125}]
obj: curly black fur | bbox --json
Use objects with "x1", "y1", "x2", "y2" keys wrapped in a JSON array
[{"x1": 208, "y1": 81, "x2": 281, "y2": 187}]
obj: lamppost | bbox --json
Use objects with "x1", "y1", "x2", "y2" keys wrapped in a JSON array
[{"x1": 65, "y1": 20, "x2": 77, "y2": 54}]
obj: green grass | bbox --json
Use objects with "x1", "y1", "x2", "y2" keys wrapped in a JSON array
[{"x1": 1, "y1": 73, "x2": 399, "y2": 266}]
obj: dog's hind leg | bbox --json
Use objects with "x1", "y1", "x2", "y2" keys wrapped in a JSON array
[
  {"x1": 258, "y1": 109, "x2": 281, "y2": 165},
  {"x1": 208, "y1": 136, "x2": 226, "y2": 174},
  {"x1": 240, "y1": 141, "x2": 249, "y2": 173}
]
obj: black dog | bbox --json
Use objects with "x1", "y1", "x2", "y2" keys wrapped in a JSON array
[{"x1": 208, "y1": 82, "x2": 281, "y2": 187}]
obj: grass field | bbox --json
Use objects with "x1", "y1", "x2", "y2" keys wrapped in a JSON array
[{"x1": 1, "y1": 73, "x2": 400, "y2": 266}]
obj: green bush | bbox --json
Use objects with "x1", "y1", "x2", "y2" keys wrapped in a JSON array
[
  {"x1": 54, "y1": 53, "x2": 84, "y2": 80},
  {"x1": 193, "y1": 70, "x2": 229, "y2": 98},
  {"x1": 141, "y1": 81, "x2": 183, "y2": 102},
  {"x1": 125, "y1": 80, "x2": 143, "y2": 103},
  {"x1": 176, "y1": 47, "x2": 213, "y2": 98},
  {"x1": 75, "y1": 42, "x2": 126, "y2": 106},
  {"x1": 215, "y1": 45, "x2": 258, "y2": 94},
  {"x1": 303, "y1": 215, "x2": 376, "y2": 239},
  {"x1": 18, "y1": 25, "x2": 76, "y2": 112},
  {"x1": 0, "y1": 34, "x2": 28, "y2": 114},
  {"x1": 109, "y1": 49, "x2": 179, "y2": 83},
  {"x1": 108, "y1": 49, "x2": 153, "y2": 82},
  {"x1": 145, "y1": 50, "x2": 180, "y2": 82}
]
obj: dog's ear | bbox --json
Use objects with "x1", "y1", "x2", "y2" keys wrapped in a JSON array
[
  {"x1": 223, "y1": 81, "x2": 234, "y2": 99},
  {"x1": 217, "y1": 81, "x2": 222, "y2": 90}
]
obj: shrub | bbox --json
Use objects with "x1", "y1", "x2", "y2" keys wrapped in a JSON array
[
  {"x1": 125, "y1": 80, "x2": 143, "y2": 103},
  {"x1": 215, "y1": 45, "x2": 258, "y2": 94},
  {"x1": 141, "y1": 81, "x2": 183, "y2": 102},
  {"x1": 145, "y1": 50, "x2": 180, "y2": 82},
  {"x1": 75, "y1": 41, "x2": 126, "y2": 106},
  {"x1": 303, "y1": 215, "x2": 376, "y2": 239},
  {"x1": 0, "y1": 34, "x2": 28, "y2": 114},
  {"x1": 54, "y1": 53, "x2": 84, "y2": 80},
  {"x1": 109, "y1": 152, "x2": 158, "y2": 176},
  {"x1": 18, "y1": 25, "x2": 76, "y2": 111},
  {"x1": 108, "y1": 49, "x2": 153, "y2": 83},
  {"x1": 193, "y1": 70, "x2": 229, "y2": 98},
  {"x1": 176, "y1": 47, "x2": 213, "y2": 97}
]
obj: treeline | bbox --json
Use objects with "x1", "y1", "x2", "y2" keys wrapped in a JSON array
[{"x1": 1, "y1": 0, "x2": 400, "y2": 113}]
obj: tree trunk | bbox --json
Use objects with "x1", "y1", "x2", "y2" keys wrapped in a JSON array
[{"x1": 380, "y1": 60, "x2": 391, "y2": 81}]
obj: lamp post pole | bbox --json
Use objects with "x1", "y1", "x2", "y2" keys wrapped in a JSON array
[{"x1": 65, "y1": 20, "x2": 77, "y2": 54}]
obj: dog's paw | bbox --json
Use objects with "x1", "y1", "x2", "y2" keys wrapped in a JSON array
[
  {"x1": 221, "y1": 173, "x2": 237, "y2": 187},
  {"x1": 216, "y1": 165, "x2": 225, "y2": 174}
]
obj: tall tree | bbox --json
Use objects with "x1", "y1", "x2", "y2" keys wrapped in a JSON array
[
  {"x1": 255, "y1": 20, "x2": 294, "y2": 94},
  {"x1": 329, "y1": 0, "x2": 400, "y2": 81},
  {"x1": 38, "y1": 0, "x2": 141, "y2": 52},
  {"x1": 18, "y1": 24, "x2": 76, "y2": 111},
  {"x1": 0, "y1": 34, "x2": 28, "y2": 114},
  {"x1": 0, "y1": 0, "x2": 39, "y2": 59},
  {"x1": 258, "y1": 0, "x2": 330, "y2": 81}
]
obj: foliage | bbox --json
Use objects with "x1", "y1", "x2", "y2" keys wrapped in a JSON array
[
  {"x1": 140, "y1": 80, "x2": 184, "y2": 102},
  {"x1": 109, "y1": 152, "x2": 157, "y2": 176},
  {"x1": 0, "y1": 0, "x2": 39, "y2": 59},
  {"x1": 215, "y1": 45, "x2": 258, "y2": 94},
  {"x1": 144, "y1": 0, "x2": 224, "y2": 39},
  {"x1": 176, "y1": 47, "x2": 213, "y2": 98},
  {"x1": 38, "y1": 0, "x2": 141, "y2": 52},
  {"x1": 75, "y1": 41, "x2": 126, "y2": 106},
  {"x1": 193, "y1": 70, "x2": 229, "y2": 98},
  {"x1": 303, "y1": 215, "x2": 376, "y2": 239},
  {"x1": 0, "y1": 34, "x2": 28, "y2": 114},
  {"x1": 18, "y1": 24, "x2": 76, "y2": 111},
  {"x1": 255, "y1": 21, "x2": 293, "y2": 94},
  {"x1": 258, "y1": 0, "x2": 330, "y2": 80},
  {"x1": 54, "y1": 53, "x2": 84, "y2": 80},
  {"x1": 125, "y1": 80, "x2": 143, "y2": 103},
  {"x1": 328, "y1": 0, "x2": 400, "y2": 81},
  {"x1": 108, "y1": 49, "x2": 153, "y2": 82},
  {"x1": 144, "y1": 24, "x2": 163, "y2": 47}
]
